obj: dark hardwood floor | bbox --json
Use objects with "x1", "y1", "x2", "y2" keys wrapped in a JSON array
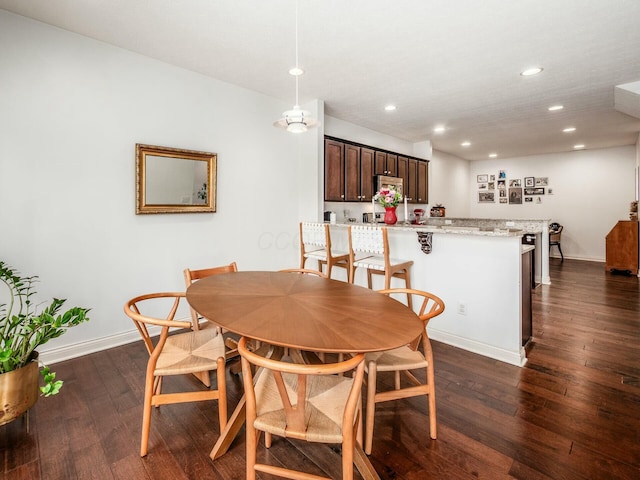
[{"x1": 2, "y1": 259, "x2": 639, "y2": 479}]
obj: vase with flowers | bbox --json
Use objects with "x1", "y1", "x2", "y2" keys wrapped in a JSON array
[{"x1": 374, "y1": 187, "x2": 402, "y2": 225}]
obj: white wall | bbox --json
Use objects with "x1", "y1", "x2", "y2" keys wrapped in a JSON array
[
  {"x1": 468, "y1": 146, "x2": 637, "y2": 261},
  {"x1": 427, "y1": 149, "x2": 471, "y2": 217},
  {"x1": 0, "y1": 11, "x2": 320, "y2": 361}
]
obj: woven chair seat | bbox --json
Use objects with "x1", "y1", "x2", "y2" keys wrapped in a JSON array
[
  {"x1": 305, "y1": 248, "x2": 349, "y2": 263},
  {"x1": 353, "y1": 255, "x2": 412, "y2": 272},
  {"x1": 155, "y1": 328, "x2": 226, "y2": 376},
  {"x1": 253, "y1": 369, "x2": 355, "y2": 444},
  {"x1": 365, "y1": 345, "x2": 428, "y2": 372}
]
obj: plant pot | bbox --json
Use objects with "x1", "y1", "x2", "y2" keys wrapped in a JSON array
[
  {"x1": 384, "y1": 206, "x2": 398, "y2": 225},
  {"x1": 0, "y1": 353, "x2": 39, "y2": 427}
]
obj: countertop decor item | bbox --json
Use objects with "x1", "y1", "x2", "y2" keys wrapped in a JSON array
[
  {"x1": 0, "y1": 261, "x2": 90, "y2": 426},
  {"x1": 374, "y1": 187, "x2": 402, "y2": 207}
]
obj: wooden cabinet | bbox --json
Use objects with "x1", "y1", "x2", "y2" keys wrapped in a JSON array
[
  {"x1": 521, "y1": 247, "x2": 533, "y2": 346},
  {"x1": 605, "y1": 220, "x2": 639, "y2": 274},
  {"x1": 324, "y1": 139, "x2": 345, "y2": 201},
  {"x1": 374, "y1": 152, "x2": 397, "y2": 176},
  {"x1": 324, "y1": 136, "x2": 428, "y2": 204},
  {"x1": 345, "y1": 145, "x2": 374, "y2": 202},
  {"x1": 416, "y1": 160, "x2": 428, "y2": 204}
]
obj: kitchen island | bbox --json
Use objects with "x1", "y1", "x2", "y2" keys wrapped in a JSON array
[{"x1": 328, "y1": 218, "x2": 549, "y2": 366}]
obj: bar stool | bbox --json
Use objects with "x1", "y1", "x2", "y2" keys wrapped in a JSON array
[
  {"x1": 347, "y1": 225, "x2": 413, "y2": 307},
  {"x1": 299, "y1": 222, "x2": 349, "y2": 279}
]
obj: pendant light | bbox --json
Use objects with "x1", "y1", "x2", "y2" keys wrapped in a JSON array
[{"x1": 274, "y1": 0, "x2": 319, "y2": 133}]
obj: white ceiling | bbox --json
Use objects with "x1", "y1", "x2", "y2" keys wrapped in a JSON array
[{"x1": 2, "y1": 0, "x2": 640, "y2": 161}]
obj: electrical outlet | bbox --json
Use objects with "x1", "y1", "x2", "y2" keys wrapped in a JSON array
[
  {"x1": 506, "y1": 221, "x2": 515, "y2": 227},
  {"x1": 457, "y1": 302, "x2": 467, "y2": 315},
  {"x1": 445, "y1": 219, "x2": 452, "y2": 225}
]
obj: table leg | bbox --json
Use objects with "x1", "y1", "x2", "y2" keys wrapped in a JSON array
[
  {"x1": 210, "y1": 342, "x2": 283, "y2": 460},
  {"x1": 210, "y1": 395, "x2": 246, "y2": 460}
]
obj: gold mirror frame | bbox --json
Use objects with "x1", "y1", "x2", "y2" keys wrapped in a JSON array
[{"x1": 136, "y1": 144, "x2": 217, "y2": 214}]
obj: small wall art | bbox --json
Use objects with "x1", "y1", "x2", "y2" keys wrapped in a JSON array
[
  {"x1": 509, "y1": 179, "x2": 521, "y2": 187},
  {"x1": 524, "y1": 187, "x2": 545, "y2": 195},
  {"x1": 535, "y1": 177, "x2": 548, "y2": 186},
  {"x1": 509, "y1": 187, "x2": 523, "y2": 204},
  {"x1": 477, "y1": 174, "x2": 488, "y2": 183},
  {"x1": 524, "y1": 177, "x2": 535, "y2": 187},
  {"x1": 478, "y1": 191, "x2": 495, "y2": 203}
]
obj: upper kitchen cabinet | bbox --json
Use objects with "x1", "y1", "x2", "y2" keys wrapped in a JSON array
[
  {"x1": 324, "y1": 136, "x2": 428, "y2": 204},
  {"x1": 374, "y1": 151, "x2": 397, "y2": 176},
  {"x1": 325, "y1": 139, "x2": 345, "y2": 201},
  {"x1": 416, "y1": 159, "x2": 428, "y2": 204},
  {"x1": 345, "y1": 145, "x2": 374, "y2": 202}
]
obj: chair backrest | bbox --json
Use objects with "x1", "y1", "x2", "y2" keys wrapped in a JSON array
[
  {"x1": 377, "y1": 288, "x2": 445, "y2": 352},
  {"x1": 300, "y1": 222, "x2": 328, "y2": 248},
  {"x1": 278, "y1": 268, "x2": 328, "y2": 278},
  {"x1": 124, "y1": 292, "x2": 192, "y2": 357},
  {"x1": 184, "y1": 262, "x2": 238, "y2": 328},
  {"x1": 549, "y1": 224, "x2": 563, "y2": 243},
  {"x1": 184, "y1": 262, "x2": 238, "y2": 284},
  {"x1": 238, "y1": 337, "x2": 365, "y2": 441},
  {"x1": 348, "y1": 225, "x2": 387, "y2": 256}
]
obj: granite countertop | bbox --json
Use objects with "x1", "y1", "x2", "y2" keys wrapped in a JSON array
[
  {"x1": 333, "y1": 216, "x2": 547, "y2": 237},
  {"x1": 334, "y1": 222, "x2": 526, "y2": 237}
]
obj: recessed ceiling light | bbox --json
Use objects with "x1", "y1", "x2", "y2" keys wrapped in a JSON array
[
  {"x1": 384, "y1": 105, "x2": 396, "y2": 111},
  {"x1": 563, "y1": 127, "x2": 576, "y2": 133},
  {"x1": 573, "y1": 144, "x2": 585, "y2": 149},
  {"x1": 521, "y1": 67, "x2": 543, "y2": 76},
  {"x1": 288, "y1": 66, "x2": 304, "y2": 76},
  {"x1": 489, "y1": 153, "x2": 498, "y2": 158},
  {"x1": 461, "y1": 141, "x2": 471, "y2": 147},
  {"x1": 433, "y1": 126, "x2": 446, "y2": 133},
  {"x1": 548, "y1": 105, "x2": 564, "y2": 111}
]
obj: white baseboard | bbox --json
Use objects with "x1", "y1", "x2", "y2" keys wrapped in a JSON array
[
  {"x1": 429, "y1": 329, "x2": 527, "y2": 367},
  {"x1": 37, "y1": 326, "x2": 161, "y2": 366}
]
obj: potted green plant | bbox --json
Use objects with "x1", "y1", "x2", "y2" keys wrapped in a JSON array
[{"x1": 0, "y1": 261, "x2": 90, "y2": 426}]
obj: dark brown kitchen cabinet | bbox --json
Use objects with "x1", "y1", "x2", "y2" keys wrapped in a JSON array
[
  {"x1": 397, "y1": 156, "x2": 409, "y2": 200},
  {"x1": 324, "y1": 139, "x2": 345, "y2": 201},
  {"x1": 416, "y1": 160, "x2": 428, "y2": 203},
  {"x1": 345, "y1": 145, "x2": 374, "y2": 202},
  {"x1": 374, "y1": 151, "x2": 397, "y2": 176},
  {"x1": 324, "y1": 136, "x2": 428, "y2": 204}
]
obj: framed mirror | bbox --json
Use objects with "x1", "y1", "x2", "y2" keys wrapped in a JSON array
[{"x1": 136, "y1": 144, "x2": 217, "y2": 214}]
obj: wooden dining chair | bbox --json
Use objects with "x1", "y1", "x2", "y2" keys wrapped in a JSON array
[
  {"x1": 549, "y1": 223, "x2": 564, "y2": 261},
  {"x1": 123, "y1": 292, "x2": 227, "y2": 457},
  {"x1": 364, "y1": 288, "x2": 445, "y2": 455},
  {"x1": 347, "y1": 225, "x2": 414, "y2": 308},
  {"x1": 238, "y1": 337, "x2": 366, "y2": 480},
  {"x1": 299, "y1": 222, "x2": 349, "y2": 279},
  {"x1": 184, "y1": 262, "x2": 239, "y2": 385}
]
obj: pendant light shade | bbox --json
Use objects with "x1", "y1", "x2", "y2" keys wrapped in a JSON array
[{"x1": 274, "y1": 0, "x2": 318, "y2": 133}]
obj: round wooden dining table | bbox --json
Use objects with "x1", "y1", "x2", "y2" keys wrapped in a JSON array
[{"x1": 186, "y1": 270, "x2": 424, "y2": 480}]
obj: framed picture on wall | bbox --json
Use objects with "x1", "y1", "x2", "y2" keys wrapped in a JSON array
[
  {"x1": 477, "y1": 174, "x2": 488, "y2": 183},
  {"x1": 499, "y1": 198, "x2": 508, "y2": 204},
  {"x1": 525, "y1": 197, "x2": 533, "y2": 203},
  {"x1": 525, "y1": 177, "x2": 535, "y2": 187},
  {"x1": 535, "y1": 177, "x2": 549, "y2": 186},
  {"x1": 478, "y1": 191, "x2": 495, "y2": 203},
  {"x1": 509, "y1": 187, "x2": 523, "y2": 204},
  {"x1": 509, "y1": 179, "x2": 521, "y2": 187},
  {"x1": 524, "y1": 187, "x2": 545, "y2": 195}
]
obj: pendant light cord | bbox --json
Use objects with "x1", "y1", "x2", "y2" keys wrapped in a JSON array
[{"x1": 294, "y1": 0, "x2": 300, "y2": 106}]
